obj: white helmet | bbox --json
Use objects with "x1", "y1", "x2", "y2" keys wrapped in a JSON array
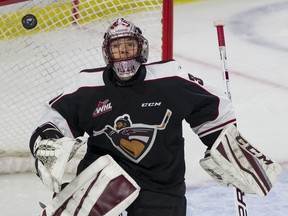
[{"x1": 102, "y1": 18, "x2": 149, "y2": 80}]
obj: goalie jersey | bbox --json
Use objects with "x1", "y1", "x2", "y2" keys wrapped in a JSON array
[{"x1": 30, "y1": 60, "x2": 236, "y2": 197}]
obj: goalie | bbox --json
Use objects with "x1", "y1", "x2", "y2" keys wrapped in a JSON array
[{"x1": 29, "y1": 18, "x2": 281, "y2": 216}]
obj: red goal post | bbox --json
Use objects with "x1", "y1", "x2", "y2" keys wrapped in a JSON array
[{"x1": 0, "y1": 0, "x2": 173, "y2": 174}]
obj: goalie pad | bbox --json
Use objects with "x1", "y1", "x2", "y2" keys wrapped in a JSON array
[
  {"x1": 34, "y1": 137, "x2": 86, "y2": 192},
  {"x1": 41, "y1": 154, "x2": 140, "y2": 216},
  {"x1": 200, "y1": 124, "x2": 282, "y2": 197}
]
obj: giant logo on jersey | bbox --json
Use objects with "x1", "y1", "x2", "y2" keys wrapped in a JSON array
[{"x1": 93, "y1": 109, "x2": 172, "y2": 163}]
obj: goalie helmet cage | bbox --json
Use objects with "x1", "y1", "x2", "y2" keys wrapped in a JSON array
[{"x1": 0, "y1": 0, "x2": 173, "y2": 174}]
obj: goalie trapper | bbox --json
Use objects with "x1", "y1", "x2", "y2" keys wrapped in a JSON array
[
  {"x1": 200, "y1": 124, "x2": 282, "y2": 197},
  {"x1": 34, "y1": 136, "x2": 86, "y2": 192}
]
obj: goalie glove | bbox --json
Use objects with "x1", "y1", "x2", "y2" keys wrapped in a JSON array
[
  {"x1": 200, "y1": 124, "x2": 282, "y2": 197},
  {"x1": 34, "y1": 136, "x2": 86, "y2": 192}
]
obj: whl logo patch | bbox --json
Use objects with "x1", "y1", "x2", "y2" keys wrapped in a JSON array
[{"x1": 92, "y1": 99, "x2": 112, "y2": 117}]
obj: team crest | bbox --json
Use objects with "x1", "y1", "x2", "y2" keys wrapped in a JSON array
[{"x1": 93, "y1": 109, "x2": 172, "y2": 163}]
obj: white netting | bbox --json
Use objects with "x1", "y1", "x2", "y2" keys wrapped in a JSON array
[{"x1": 0, "y1": 0, "x2": 166, "y2": 173}]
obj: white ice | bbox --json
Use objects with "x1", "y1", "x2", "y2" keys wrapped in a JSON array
[{"x1": 1, "y1": 0, "x2": 288, "y2": 215}]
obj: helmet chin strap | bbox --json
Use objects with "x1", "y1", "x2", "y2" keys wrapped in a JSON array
[
  {"x1": 118, "y1": 76, "x2": 132, "y2": 81},
  {"x1": 112, "y1": 59, "x2": 141, "y2": 81},
  {"x1": 111, "y1": 65, "x2": 142, "y2": 87}
]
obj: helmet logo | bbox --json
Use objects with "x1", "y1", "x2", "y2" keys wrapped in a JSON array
[{"x1": 110, "y1": 18, "x2": 131, "y2": 30}]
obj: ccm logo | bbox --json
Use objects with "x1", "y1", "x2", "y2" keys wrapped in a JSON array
[
  {"x1": 236, "y1": 135, "x2": 273, "y2": 165},
  {"x1": 141, "y1": 102, "x2": 161, "y2": 107}
]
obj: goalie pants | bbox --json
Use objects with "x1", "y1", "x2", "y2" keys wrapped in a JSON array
[{"x1": 126, "y1": 189, "x2": 187, "y2": 216}]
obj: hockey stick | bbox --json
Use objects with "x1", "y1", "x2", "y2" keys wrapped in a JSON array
[
  {"x1": 156, "y1": 109, "x2": 172, "y2": 129},
  {"x1": 214, "y1": 20, "x2": 248, "y2": 216}
]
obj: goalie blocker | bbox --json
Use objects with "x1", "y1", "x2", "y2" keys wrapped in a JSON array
[
  {"x1": 200, "y1": 124, "x2": 281, "y2": 197},
  {"x1": 41, "y1": 154, "x2": 140, "y2": 216}
]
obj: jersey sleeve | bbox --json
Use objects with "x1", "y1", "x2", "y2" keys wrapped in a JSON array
[
  {"x1": 146, "y1": 60, "x2": 236, "y2": 142},
  {"x1": 34, "y1": 69, "x2": 104, "y2": 139},
  {"x1": 181, "y1": 70, "x2": 236, "y2": 141},
  {"x1": 29, "y1": 71, "x2": 94, "y2": 152}
]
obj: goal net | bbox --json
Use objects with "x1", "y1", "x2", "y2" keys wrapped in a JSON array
[{"x1": 0, "y1": 0, "x2": 173, "y2": 173}]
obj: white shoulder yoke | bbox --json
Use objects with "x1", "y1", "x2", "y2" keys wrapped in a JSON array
[{"x1": 144, "y1": 60, "x2": 187, "y2": 81}]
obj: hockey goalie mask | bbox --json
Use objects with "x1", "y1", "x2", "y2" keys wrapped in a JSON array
[{"x1": 102, "y1": 18, "x2": 149, "y2": 80}]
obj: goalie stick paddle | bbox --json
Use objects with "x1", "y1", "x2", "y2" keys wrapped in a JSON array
[{"x1": 214, "y1": 20, "x2": 248, "y2": 216}]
